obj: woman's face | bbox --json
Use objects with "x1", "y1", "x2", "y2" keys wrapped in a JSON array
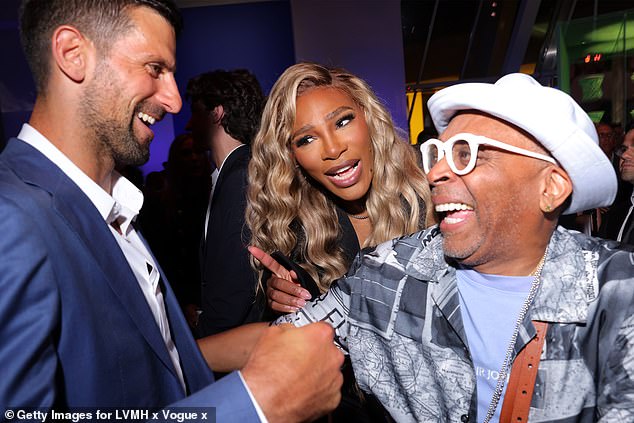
[{"x1": 291, "y1": 87, "x2": 373, "y2": 203}]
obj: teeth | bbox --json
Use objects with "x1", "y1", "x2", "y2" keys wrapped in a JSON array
[
  {"x1": 336, "y1": 165, "x2": 353, "y2": 175},
  {"x1": 330, "y1": 162, "x2": 358, "y2": 179},
  {"x1": 137, "y1": 112, "x2": 156, "y2": 125},
  {"x1": 435, "y1": 203, "x2": 474, "y2": 213},
  {"x1": 444, "y1": 216, "x2": 465, "y2": 224}
]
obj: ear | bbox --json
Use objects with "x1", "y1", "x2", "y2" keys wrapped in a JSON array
[
  {"x1": 211, "y1": 105, "x2": 224, "y2": 124},
  {"x1": 51, "y1": 25, "x2": 92, "y2": 83},
  {"x1": 539, "y1": 166, "x2": 573, "y2": 214}
]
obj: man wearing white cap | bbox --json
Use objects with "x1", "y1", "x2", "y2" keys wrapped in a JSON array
[{"x1": 248, "y1": 73, "x2": 634, "y2": 422}]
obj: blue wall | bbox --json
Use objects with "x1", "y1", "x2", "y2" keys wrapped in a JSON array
[
  {"x1": 146, "y1": 0, "x2": 295, "y2": 175},
  {"x1": 0, "y1": 0, "x2": 35, "y2": 142},
  {"x1": 290, "y1": 0, "x2": 409, "y2": 135}
]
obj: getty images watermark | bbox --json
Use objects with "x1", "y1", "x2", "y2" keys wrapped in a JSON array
[{"x1": 2, "y1": 408, "x2": 216, "y2": 423}]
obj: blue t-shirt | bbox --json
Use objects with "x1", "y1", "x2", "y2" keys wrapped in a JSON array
[{"x1": 456, "y1": 269, "x2": 534, "y2": 423}]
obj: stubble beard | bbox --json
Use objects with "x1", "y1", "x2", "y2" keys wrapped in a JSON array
[
  {"x1": 79, "y1": 63, "x2": 150, "y2": 168},
  {"x1": 441, "y1": 222, "x2": 489, "y2": 268},
  {"x1": 441, "y1": 197, "x2": 523, "y2": 269}
]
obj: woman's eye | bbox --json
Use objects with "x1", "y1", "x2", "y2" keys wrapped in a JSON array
[
  {"x1": 336, "y1": 114, "x2": 354, "y2": 129},
  {"x1": 294, "y1": 135, "x2": 315, "y2": 147}
]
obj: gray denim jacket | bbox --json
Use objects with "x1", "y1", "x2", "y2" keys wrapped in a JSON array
[{"x1": 278, "y1": 226, "x2": 634, "y2": 422}]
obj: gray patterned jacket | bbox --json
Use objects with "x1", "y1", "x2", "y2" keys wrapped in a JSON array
[{"x1": 277, "y1": 226, "x2": 634, "y2": 422}]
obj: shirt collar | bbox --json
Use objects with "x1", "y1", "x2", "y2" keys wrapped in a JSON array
[
  {"x1": 215, "y1": 143, "x2": 245, "y2": 176},
  {"x1": 18, "y1": 123, "x2": 144, "y2": 234},
  {"x1": 108, "y1": 173, "x2": 144, "y2": 235}
]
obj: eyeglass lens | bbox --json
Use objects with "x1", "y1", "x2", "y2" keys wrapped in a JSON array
[
  {"x1": 424, "y1": 140, "x2": 473, "y2": 172},
  {"x1": 452, "y1": 140, "x2": 472, "y2": 171},
  {"x1": 424, "y1": 145, "x2": 441, "y2": 169}
]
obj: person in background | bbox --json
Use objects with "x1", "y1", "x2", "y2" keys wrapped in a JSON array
[
  {"x1": 596, "y1": 121, "x2": 617, "y2": 159},
  {"x1": 140, "y1": 133, "x2": 211, "y2": 328},
  {"x1": 599, "y1": 122, "x2": 634, "y2": 245},
  {"x1": 185, "y1": 69, "x2": 266, "y2": 337},
  {"x1": 0, "y1": 1, "x2": 343, "y2": 420},
  {"x1": 246, "y1": 62, "x2": 434, "y2": 421},
  {"x1": 559, "y1": 120, "x2": 617, "y2": 234}
]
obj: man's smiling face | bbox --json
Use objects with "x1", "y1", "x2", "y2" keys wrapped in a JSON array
[{"x1": 427, "y1": 112, "x2": 553, "y2": 274}]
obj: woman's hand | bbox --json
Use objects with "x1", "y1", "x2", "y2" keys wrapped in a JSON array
[{"x1": 248, "y1": 246, "x2": 312, "y2": 313}]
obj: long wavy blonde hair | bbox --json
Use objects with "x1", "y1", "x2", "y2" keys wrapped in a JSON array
[{"x1": 246, "y1": 63, "x2": 434, "y2": 292}]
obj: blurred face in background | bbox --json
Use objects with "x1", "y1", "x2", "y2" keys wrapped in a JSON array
[
  {"x1": 618, "y1": 129, "x2": 634, "y2": 184},
  {"x1": 186, "y1": 101, "x2": 213, "y2": 153},
  {"x1": 169, "y1": 134, "x2": 209, "y2": 179},
  {"x1": 596, "y1": 123, "x2": 616, "y2": 157}
]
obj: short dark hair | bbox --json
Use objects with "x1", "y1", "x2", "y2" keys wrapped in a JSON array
[
  {"x1": 186, "y1": 69, "x2": 265, "y2": 146},
  {"x1": 19, "y1": 0, "x2": 183, "y2": 94}
]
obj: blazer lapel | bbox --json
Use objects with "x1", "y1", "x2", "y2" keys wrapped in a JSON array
[
  {"x1": 55, "y1": 195, "x2": 180, "y2": 378},
  {"x1": 160, "y1": 270, "x2": 215, "y2": 391}
]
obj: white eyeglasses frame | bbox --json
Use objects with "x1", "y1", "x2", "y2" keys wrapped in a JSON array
[{"x1": 420, "y1": 132, "x2": 557, "y2": 175}]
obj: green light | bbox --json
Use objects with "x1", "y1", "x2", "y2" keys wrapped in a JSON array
[
  {"x1": 577, "y1": 75, "x2": 604, "y2": 102},
  {"x1": 587, "y1": 111, "x2": 605, "y2": 123}
]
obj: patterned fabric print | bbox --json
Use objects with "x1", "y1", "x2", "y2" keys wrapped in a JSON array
[
  {"x1": 276, "y1": 226, "x2": 634, "y2": 422},
  {"x1": 347, "y1": 325, "x2": 473, "y2": 423},
  {"x1": 600, "y1": 312, "x2": 634, "y2": 421}
]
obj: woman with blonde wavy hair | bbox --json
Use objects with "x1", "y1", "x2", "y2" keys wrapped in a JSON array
[
  {"x1": 247, "y1": 62, "x2": 434, "y2": 314},
  {"x1": 197, "y1": 63, "x2": 434, "y2": 422}
]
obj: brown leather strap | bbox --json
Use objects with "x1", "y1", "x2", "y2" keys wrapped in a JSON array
[{"x1": 500, "y1": 321, "x2": 548, "y2": 423}]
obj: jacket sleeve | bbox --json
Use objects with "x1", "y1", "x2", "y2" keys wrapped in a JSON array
[
  {"x1": 169, "y1": 372, "x2": 261, "y2": 421},
  {"x1": 0, "y1": 197, "x2": 60, "y2": 414}
]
